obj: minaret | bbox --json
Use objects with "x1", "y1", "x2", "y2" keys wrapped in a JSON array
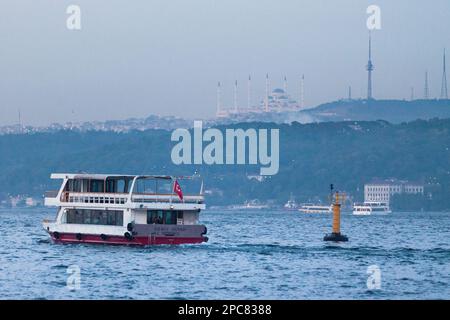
[
  {"x1": 300, "y1": 74, "x2": 305, "y2": 109},
  {"x1": 283, "y1": 76, "x2": 288, "y2": 94},
  {"x1": 234, "y1": 80, "x2": 238, "y2": 113},
  {"x1": 265, "y1": 73, "x2": 269, "y2": 112},
  {"x1": 247, "y1": 75, "x2": 251, "y2": 109},
  {"x1": 18, "y1": 109, "x2": 22, "y2": 133},
  {"x1": 410, "y1": 87, "x2": 414, "y2": 101},
  {"x1": 366, "y1": 33, "x2": 374, "y2": 100},
  {"x1": 424, "y1": 71, "x2": 429, "y2": 100},
  {"x1": 348, "y1": 86, "x2": 352, "y2": 101},
  {"x1": 441, "y1": 49, "x2": 448, "y2": 100},
  {"x1": 216, "y1": 81, "x2": 222, "y2": 117}
]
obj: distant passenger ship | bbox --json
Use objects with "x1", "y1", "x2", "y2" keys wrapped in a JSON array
[
  {"x1": 229, "y1": 199, "x2": 269, "y2": 210},
  {"x1": 43, "y1": 173, "x2": 207, "y2": 245},
  {"x1": 352, "y1": 201, "x2": 391, "y2": 215},
  {"x1": 298, "y1": 204, "x2": 332, "y2": 214}
]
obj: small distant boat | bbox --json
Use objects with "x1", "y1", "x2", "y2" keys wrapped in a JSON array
[
  {"x1": 283, "y1": 194, "x2": 299, "y2": 211},
  {"x1": 230, "y1": 199, "x2": 269, "y2": 210},
  {"x1": 352, "y1": 201, "x2": 391, "y2": 215},
  {"x1": 299, "y1": 204, "x2": 332, "y2": 214}
]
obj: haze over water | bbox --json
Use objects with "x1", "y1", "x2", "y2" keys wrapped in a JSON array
[{"x1": 1, "y1": 0, "x2": 449, "y2": 125}]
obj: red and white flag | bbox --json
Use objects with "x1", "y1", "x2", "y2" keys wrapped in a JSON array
[{"x1": 173, "y1": 180, "x2": 183, "y2": 201}]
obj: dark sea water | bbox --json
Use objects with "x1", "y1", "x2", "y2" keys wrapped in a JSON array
[{"x1": 0, "y1": 207, "x2": 449, "y2": 300}]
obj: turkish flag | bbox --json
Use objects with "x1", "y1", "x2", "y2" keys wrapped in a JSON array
[{"x1": 173, "y1": 180, "x2": 183, "y2": 201}]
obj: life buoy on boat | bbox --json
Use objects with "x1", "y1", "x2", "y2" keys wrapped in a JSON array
[
  {"x1": 76, "y1": 233, "x2": 82, "y2": 241},
  {"x1": 124, "y1": 232, "x2": 133, "y2": 241},
  {"x1": 127, "y1": 223, "x2": 134, "y2": 232},
  {"x1": 53, "y1": 231, "x2": 60, "y2": 239}
]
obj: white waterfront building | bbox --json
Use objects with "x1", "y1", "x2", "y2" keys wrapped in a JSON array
[{"x1": 364, "y1": 179, "x2": 424, "y2": 204}]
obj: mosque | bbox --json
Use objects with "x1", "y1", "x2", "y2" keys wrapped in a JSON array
[
  {"x1": 261, "y1": 87, "x2": 299, "y2": 112},
  {"x1": 216, "y1": 75, "x2": 304, "y2": 118}
]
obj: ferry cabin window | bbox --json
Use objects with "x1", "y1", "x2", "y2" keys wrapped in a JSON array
[
  {"x1": 105, "y1": 177, "x2": 132, "y2": 194},
  {"x1": 147, "y1": 210, "x2": 179, "y2": 225},
  {"x1": 134, "y1": 178, "x2": 157, "y2": 194},
  {"x1": 66, "y1": 179, "x2": 81, "y2": 192},
  {"x1": 89, "y1": 180, "x2": 104, "y2": 193},
  {"x1": 66, "y1": 209, "x2": 123, "y2": 226}
]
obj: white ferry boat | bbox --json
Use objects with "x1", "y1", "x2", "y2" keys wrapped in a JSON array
[
  {"x1": 352, "y1": 201, "x2": 391, "y2": 215},
  {"x1": 298, "y1": 204, "x2": 332, "y2": 214},
  {"x1": 43, "y1": 173, "x2": 207, "y2": 245}
]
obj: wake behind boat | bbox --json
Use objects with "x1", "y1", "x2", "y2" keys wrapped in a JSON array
[{"x1": 43, "y1": 173, "x2": 207, "y2": 245}]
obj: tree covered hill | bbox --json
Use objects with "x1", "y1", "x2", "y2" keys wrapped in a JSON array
[
  {"x1": 306, "y1": 99, "x2": 450, "y2": 123},
  {"x1": 0, "y1": 118, "x2": 449, "y2": 209}
]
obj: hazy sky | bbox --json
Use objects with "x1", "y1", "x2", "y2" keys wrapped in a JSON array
[{"x1": 0, "y1": 0, "x2": 449, "y2": 126}]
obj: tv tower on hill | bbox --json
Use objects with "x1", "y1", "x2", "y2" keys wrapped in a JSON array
[
  {"x1": 366, "y1": 33, "x2": 374, "y2": 100},
  {"x1": 441, "y1": 49, "x2": 448, "y2": 100}
]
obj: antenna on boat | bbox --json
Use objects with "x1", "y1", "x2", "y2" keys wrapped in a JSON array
[
  {"x1": 327, "y1": 184, "x2": 334, "y2": 204},
  {"x1": 324, "y1": 186, "x2": 349, "y2": 242}
]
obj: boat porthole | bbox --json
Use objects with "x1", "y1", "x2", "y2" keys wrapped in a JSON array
[
  {"x1": 76, "y1": 233, "x2": 82, "y2": 241},
  {"x1": 100, "y1": 234, "x2": 108, "y2": 241}
]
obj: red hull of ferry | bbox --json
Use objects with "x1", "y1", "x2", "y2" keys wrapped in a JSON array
[{"x1": 49, "y1": 232, "x2": 207, "y2": 246}]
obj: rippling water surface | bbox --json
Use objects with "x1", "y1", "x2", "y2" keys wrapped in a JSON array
[{"x1": 0, "y1": 208, "x2": 449, "y2": 299}]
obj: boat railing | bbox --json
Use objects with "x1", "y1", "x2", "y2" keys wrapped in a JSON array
[
  {"x1": 131, "y1": 193, "x2": 204, "y2": 204},
  {"x1": 60, "y1": 192, "x2": 128, "y2": 205},
  {"x1": 47, "y1": 188, "x2": 204, "y2": 205}
]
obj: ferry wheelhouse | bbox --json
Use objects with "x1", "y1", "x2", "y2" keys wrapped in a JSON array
[
  {"x1": 43, "y1": 173, "x2": 207, "y2": 245},
  {"x1": 352, "y1": 201, "x2": 391, "y2": 215}
]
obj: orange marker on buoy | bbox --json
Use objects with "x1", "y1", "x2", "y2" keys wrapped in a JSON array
[{"x1": 324, "y1": 184, "x2": 349, "y2": 242}]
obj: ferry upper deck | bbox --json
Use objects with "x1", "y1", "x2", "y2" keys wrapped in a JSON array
[{"x1": 44, "y1": 173, "x2": 205, "y2": 211}]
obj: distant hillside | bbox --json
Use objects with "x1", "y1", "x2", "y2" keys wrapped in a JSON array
[
  {"x1": 208, "y1": 99, "x2": 450, "y2": 125},
  {"x1": 2, "y1": 99, "x2": 449, "y2": 136},
  {"x1": 0, "y1": 118, "x2": 449, "y2": 210},
  {"x1": 304, "y1": 99, "x2": 450, "y2": 123}
]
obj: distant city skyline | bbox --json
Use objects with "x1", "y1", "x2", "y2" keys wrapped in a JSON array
[{"x1": 0, "y1": 0, "x2": 449, "y2": 126}]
